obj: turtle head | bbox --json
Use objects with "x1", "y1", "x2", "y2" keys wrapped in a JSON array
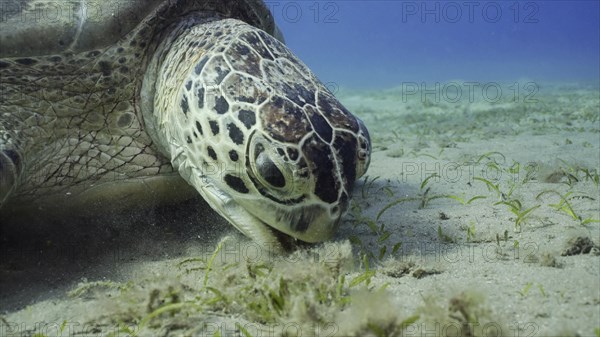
[{"x1": 144, "y1": 18, "x2": 370, "y2": 249}]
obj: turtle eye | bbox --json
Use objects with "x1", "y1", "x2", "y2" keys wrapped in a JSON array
[
  {"x1": 247, "y1": 132, "x2": 310, "y2": 200},
  {"x1": 256, "y1": 150, "x2": 286, "y2": 188},
  {"x1": 252, "y1": 142, "x2": 287, "y2": 189}
]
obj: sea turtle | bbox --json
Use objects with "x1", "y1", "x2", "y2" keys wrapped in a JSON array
[{"x1": 0, "y1": 0, "x2": 371, "y2": 251}]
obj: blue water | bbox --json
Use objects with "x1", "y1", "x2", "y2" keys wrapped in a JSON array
[{"x1": 271, "y1": 1, "x2": 600, "y2": 89}]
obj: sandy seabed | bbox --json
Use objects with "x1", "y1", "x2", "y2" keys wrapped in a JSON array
[{"x1": 1, "y1": 81, "x2": 599, "y2": 336}]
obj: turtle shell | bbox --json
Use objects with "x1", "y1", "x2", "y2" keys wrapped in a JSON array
[{"x1": 0, "y1": 0, "x2": 277, "y2": 58}]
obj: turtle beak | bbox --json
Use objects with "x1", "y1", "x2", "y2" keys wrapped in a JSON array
[
  {"x1": 225, "y1": 189, "x2": 348, "y2": 247},
  {"x1": 267, "y1": 203, "x2": 343, "y2": 243}
]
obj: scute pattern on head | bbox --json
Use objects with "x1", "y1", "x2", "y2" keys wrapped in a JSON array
[{"x1": 261, "y1": 97, "x2": 312, "y2": 143}]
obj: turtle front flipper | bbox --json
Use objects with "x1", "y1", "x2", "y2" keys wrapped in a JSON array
[{"x1": 141, "y1": 18, "x2": 371, "y2": 251}]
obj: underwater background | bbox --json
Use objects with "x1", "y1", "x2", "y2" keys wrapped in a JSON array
[
  {"x1": 272, "y1": 1, "x2": 600, "y2": 89},
  {"x1": 2, "y1": 1, "x2": 599, "y2": 335}
]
